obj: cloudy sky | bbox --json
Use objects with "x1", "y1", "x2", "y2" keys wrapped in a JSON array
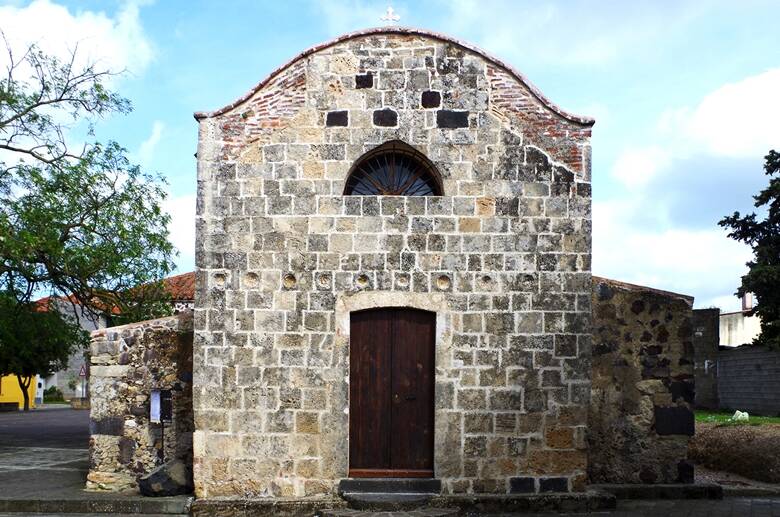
[{"x1": 2, "y1": 0, "x2": 778, "y2": 310}]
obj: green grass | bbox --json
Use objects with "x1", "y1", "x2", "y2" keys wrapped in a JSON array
[{"x1": 696, "y1": 410, "x2": 780, "y2": 426}]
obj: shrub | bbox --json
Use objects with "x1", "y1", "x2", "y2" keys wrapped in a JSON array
[{"x1": 43, "y1": 386, "x2": 64, "y2": 401}]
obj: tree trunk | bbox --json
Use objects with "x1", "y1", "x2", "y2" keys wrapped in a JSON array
[{"x1": 16, "y1": 374, "x2": 31, "y2": 411}]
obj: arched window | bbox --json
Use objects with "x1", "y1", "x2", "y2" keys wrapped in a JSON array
[{"x1": 343, "y1": 141, "x2": 443, "y2": 196}]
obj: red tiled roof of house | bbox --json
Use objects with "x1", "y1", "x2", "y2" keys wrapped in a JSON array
[
  {"x1": 163, "y1": 271, "x2": 195, "y2": 301},
  {"x1": 33, "y1": 271, "x2": 196, "y2": 309}
]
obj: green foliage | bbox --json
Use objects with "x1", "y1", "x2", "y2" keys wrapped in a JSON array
[
  {"x1": 43, "y1": 385, "x2": 65, "y2": 401},
  {"x1": 0, "y1": 35, "x2": 176, "y2": 405},
  {"x1": 0, "y1": 292, "x2": 89, "y2": 409},
  {"x1": 720, "y1": 150, "x2": 780, "y2": 349},
  {"x1": 695, "y1": 410, "x2": 780, "y2": 426}
]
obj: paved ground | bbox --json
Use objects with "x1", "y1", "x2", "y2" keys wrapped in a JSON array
[
  {"x1": 0, "y1": 408, "x2": 779, "y2": 515},
  {"x1": 489, "y1": 497, "x2": 780, "y2": 516},
  {"x1": 0, "y1": 406, "x2": 90, "y2": 498}
]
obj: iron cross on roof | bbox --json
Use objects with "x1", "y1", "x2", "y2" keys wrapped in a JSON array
[{"x1": 380, "y1": 5, "x2": 401, "y2": 24}]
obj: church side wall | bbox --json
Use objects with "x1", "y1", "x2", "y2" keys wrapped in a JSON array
[
  {"x1": 194, "y1": 33, "x2": 592, "y2": 498},
  {"x1": 588, "y1": 278, "x2": 695, "y2": 484}
]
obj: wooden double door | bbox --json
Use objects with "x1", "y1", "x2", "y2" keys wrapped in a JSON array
[{"x1": 349, "y1": 307, "x2": 435, "y2": 478}]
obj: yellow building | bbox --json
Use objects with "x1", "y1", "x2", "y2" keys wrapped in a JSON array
[{"x1": 0, "y1": 374, "x2": 37, "y2": 409}]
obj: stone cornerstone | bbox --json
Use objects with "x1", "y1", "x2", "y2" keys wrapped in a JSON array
[{"x1": 193, "y1": 27, "x2": 593, "y2": 498}]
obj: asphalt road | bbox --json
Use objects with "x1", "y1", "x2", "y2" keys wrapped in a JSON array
[{"x1": 0, "y1": 406, "x2": 89, "y2": 449}]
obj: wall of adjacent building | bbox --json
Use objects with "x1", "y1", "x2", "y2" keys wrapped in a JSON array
[
  {"x1": 692, "y1": 308, "x2": 719, "y2": 409},
  {"x1": 0, "y1": 374, "x2": 38, "y2": 409},
  {"x1": 589, "y1": 277, "x2": 695, "y2": 484},
  {"x1": 720, "y1": 310, "x2": 761, "y2": 347}
]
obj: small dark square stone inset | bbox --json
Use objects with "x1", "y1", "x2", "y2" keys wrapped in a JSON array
[
  {"x1": 373, "y1": 108, "x2": 398, "y2": 127},
  {"x1": 654, "y1": 405, "x2": 695, "y2": 436},
  {"x1": 437, "y1": 110, "x2": 469, "y2": 128},
  {"x1": 326, "y1": 110, "x2": 348, "y2": 127},
  {"x1": 539, "y1": 477, "x2": 569, "y2": 493},
  {"x1": 509, "y1": 476, "x2": 535, "y2": 494},
  {"x1": 677, "y1": 459, "x2": 695, "y2": 484},
  {"x1": 90, "y1": 416, "x2": 125, "y2": 436},
  {"x1": 355, "y1": 73, "x2": 373, "y2": 89},
  {"x1": 421, "y1": 90, "x2": 441, "y2": 108}
]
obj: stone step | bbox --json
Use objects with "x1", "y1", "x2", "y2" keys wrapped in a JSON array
[
  {"x1": 345, "y1": 493, "x2": 446, "y2": 512},
  {"x1": 320, "y1": 507, "x2": 457, "y2": 517},
  {"x1": 338, "y1": 478, "x2": 441, "y2": 495}
]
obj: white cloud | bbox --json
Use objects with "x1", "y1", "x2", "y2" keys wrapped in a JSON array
[
  {"x1": 611, "y1": 145, "x2": 670, "y2": 190},
  {"x1": 598, "y1": 67, "x2": 780, "y2": 311},
  {"x1": 659, "y1": 68, "x2": 780, "y2": 158},
  {"x1": 137, "y1": 121, "x2": 165, "y2": 168},
  {"x1": 163, "y1": 193, "x2": 196, "y2": 273},
  {"x1": 592, "y1": 200, "x2": 751, "y2": 311},
  {"x1": 0, "y1": 0, "x2": 153, "y2": 77}
]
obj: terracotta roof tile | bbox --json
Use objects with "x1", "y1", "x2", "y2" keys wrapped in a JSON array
[
  {"x1": 32, "y1": 271, "x2": 196, "y2": 309},
  {"x1": 163, "y1": 271, "x2": 195, "y2": 301}
]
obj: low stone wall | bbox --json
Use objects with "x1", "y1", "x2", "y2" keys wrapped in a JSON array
[
  {"x1": 87, "y1": 312, "x2": 194, "y2": 491},
  {"x1": 588, "y1": 277, "x2": 695, "y2": 484}
]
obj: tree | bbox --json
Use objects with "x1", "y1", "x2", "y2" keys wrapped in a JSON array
[
  {"x1": 0, "y1": 34, "x2": 176, "y2": 408},
  {"x1": 719, "y1": 150, "x2": 780, "y2": 349},
  {"x1": 0, "y1": 293, "x2": 89, "y2": 410}
]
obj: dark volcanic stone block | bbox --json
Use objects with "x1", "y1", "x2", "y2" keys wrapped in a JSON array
[
  {"x1": 373, "y1": 108, "x2": 398, "y2": 127},
  {"x1": 509, "y1": 477, "x2": 535, "y2": 493},
  {"x1": 421, "y1": 90, "x2": 441, "y2": 108},
  {"x1": 118, "y1": 437, "x2": 135, "y2": 464},
  {"x1": 437, "y1": 110, "x2": 469, "y2": 128},
  {"x1": 670, "y1": 379, "x2": 695, "y2": 403},
  {"x1": 355, "y1": 73, "x2": 373, "y2": 89},
  {"x1": 539, "y1": 477, "x2": 569, "y2": 492},
  {"x1": 653, "y1": 405, "x2": 694, "y2": 436},
  {"x1": 138, "y1": 458, "x2": 193, "y2": 496},
  {"x1": 90, "y1": 416, "x2": 124, "y2": 436},
  {"x1": 326, "y1": 110, "x2": 348, "y2": 127},
  {"x1": 677, "y1": 459, "x2": 695, "y2": 483}
]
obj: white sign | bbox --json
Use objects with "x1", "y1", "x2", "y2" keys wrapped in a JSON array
[
  {"x1": 79, "y1": 364, "x2": 87, "y2": 377},
  {"x1": 150, "y1": 390, "x2": 161, "y2": 424}
]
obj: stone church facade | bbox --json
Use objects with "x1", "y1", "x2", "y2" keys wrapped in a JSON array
[{"x1": 192, "y1": 27, "x2": 594, "y2": 499}]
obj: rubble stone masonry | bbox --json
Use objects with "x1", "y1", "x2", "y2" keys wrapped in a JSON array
[
  {"x1": 589, "y1": 278, "x2": 695, "y2": 484},
  {"x1": 88, "y1": 312, "x2": 194, "y2": 491},
  {"x1": 193, "y1": 28, "x2": 593, "y2": 498}
]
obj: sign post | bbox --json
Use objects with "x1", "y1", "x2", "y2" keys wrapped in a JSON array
[{"x1": 78, "y1": 364, "x2": 87, "y2": 399}]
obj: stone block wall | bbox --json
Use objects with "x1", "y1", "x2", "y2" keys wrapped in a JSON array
[
  {"x1": 194, "y1": 28, "x2": 593, "y2": 498},
  {"x1": 88, "y1": 312, "x2": 194, "y2": 491},
  {"x1": 692, "y1": 308, "x2": 719, "y2": 409},
  {"x1": 588, "y1": 277, "x2": 695, "y2": 484}
]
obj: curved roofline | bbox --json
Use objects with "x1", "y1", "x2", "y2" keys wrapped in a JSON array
[{"x1": 193, "y1": 26, "x2": 595, "y2": 126}]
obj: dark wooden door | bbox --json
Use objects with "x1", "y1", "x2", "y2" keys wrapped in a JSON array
[{"x1": 349, "y1": 307, "x2": 435, "y2": 478}]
